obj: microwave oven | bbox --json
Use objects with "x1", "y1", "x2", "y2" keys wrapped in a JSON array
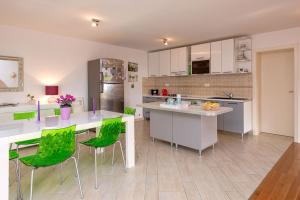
[{"x1": 191, "y1": 60, "x2": 210, "y2": 74}]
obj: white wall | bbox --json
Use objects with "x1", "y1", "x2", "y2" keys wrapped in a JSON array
[
  {"x1": 0, "y1": 26, "x2": 147, "y2": 118},
  {"x1": 252, "y1": 27, "x2": 300, "y2": 142}
]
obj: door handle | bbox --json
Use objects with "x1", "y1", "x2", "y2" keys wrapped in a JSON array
[{"x1": 288, "y1": 90, "x2": 294, "y2": 94}]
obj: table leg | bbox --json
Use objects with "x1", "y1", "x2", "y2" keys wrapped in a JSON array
[
  {"x1": 125, "y1": 116, "x2": 135, "y2": 168},
  {"x1": 0, "y1": 138, "x2": 9, "y2": 200}
]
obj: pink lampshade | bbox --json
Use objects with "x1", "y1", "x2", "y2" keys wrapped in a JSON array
[{"x1": 45, "y1": 85, "x2": 59, "y2": 95}]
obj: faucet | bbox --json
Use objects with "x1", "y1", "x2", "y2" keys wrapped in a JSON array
[{"x1": 223, "y1": 91, "x2": 234, "y2": 99}]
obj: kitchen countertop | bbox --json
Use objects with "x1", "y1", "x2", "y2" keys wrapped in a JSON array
[
  {"x1": 143, "y1": 95, "x2": 251, "y2": 103},
  {"x1": 138, "y1": 102, "x2": 233, "y2": 116}
]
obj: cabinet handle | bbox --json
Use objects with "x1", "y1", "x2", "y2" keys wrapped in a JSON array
[
  {"x1": 223, "y1": 71, "x2": 233, "y2": 73},
  {"x1": 227, "y1": 102, "x2": 238, "y2": 105}
]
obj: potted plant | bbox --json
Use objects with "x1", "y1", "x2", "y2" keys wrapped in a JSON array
[{"x1": 56, "y1": 94, "x2": 76, "y2": 120}]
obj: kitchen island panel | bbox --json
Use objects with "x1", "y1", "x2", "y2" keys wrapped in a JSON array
[
  {"x1": 173, "y1": 112, "x2": 202, "y2": 149},
  {"x1": 150, "y1": 110, "x2": 173, "y2": 143},
  {"x1": 173, "y1": 113, "x2": 217, "y2": 152}
]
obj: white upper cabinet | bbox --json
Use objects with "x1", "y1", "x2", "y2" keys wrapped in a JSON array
[
  {"x1": 221, "y1": 39, "x2": 235, "y2": 73},
  {"x1": 159, "y1": 50, "x2": 171, "y2": 76},
  {"x1": 171, "y1": 47, "x2": 188, "y2": 75},
  {"x1": 191, "y1": 43, "x2": 210, "y2": 61},
  {"x1": 210, "y1": 41, "x2": 222, "y2": 74},
  {"x1": 148, "y1": 52, "x2": 160, "y2": 77}
]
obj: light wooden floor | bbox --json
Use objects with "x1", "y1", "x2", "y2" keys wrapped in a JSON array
[{"x1": 9, "y1": 120, "x2": 292, "y2": 200}]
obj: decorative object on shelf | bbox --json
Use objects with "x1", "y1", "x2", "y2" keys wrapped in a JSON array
[
  {"x1": 235, "y1": 37, "x2": 252, "y2": 73},
  {"x1": 0, "y1": 55, "x2": 24, "y2": 92},
  {"x1": 56, "y1": 94, "x2": 75, "y2": 120},
  {"x1": 162, "y1": 88, "x2": 168, "y2": 96},
  {"x1": 27, "y1": 94, "x2": 36, "y2": 104},
  {"x1": 45, "y1": 85, "x2": 59, "y2": 103}
]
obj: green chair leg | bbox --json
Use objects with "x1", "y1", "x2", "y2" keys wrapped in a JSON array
[{"x1": 94, "y1": 149, "x2": 98, "y2": 189}]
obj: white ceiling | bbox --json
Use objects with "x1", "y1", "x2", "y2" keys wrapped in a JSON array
[{"x1": 0, "y1": 0, "x2": 300, "y2": 51}]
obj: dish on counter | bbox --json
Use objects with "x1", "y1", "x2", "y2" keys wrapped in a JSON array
[{"x1": 202, "y1": 101, "x2": 220, "y2": 111}]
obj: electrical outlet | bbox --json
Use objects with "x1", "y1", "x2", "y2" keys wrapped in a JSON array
[
  {"x1": 204, "y1": 83, "x2": 210, "y2": 87},
  {"x1": 165, "y1": 83, "x2": 170, "y2": 87}
]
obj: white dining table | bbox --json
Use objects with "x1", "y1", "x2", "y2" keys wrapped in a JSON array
[{"x1": 0, "y1": 110, "x2": 135, "y2": 200}]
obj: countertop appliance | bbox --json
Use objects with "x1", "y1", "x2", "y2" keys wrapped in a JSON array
[
  {"x1": 162, "y1": 88, "x2": 168, "y2": 96},
  {"x1": 88, "y1": 58, "x2": 124, "y2": 113},
  {"x1": 191, "y1": 60, "x2": 210, "y2": 74},
  {"x1": 150, "y1": 89, "x2": 159, "y2": 95}
]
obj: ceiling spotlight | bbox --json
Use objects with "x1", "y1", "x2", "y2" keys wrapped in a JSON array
[
  {"x1": 162, "y1": 38, "x2": 168, "y2": 46},
  {"x1": 91, "y1": 18, "x2": 100, "y2": 27}
]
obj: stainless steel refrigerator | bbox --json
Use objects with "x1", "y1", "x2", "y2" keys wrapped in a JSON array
[{"x1": 88, "y1": 58, "x2": 124, "y2": 113}]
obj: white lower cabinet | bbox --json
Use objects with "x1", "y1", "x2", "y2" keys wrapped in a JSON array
[{"x1": 217, "y1": 101, "x2": 252, "y2": 136}]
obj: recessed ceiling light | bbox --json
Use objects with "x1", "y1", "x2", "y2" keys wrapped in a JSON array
[
  {"x1": 91, "y1": 18, "x2": 100, "y2": 27},
  {"x1": 162, "y1": 38, "x2": 168, "y2": 46}
]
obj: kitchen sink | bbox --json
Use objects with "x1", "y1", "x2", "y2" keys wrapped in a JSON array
[{"x1": 209, "y1": 97, "x2": 248, "y2": 100}]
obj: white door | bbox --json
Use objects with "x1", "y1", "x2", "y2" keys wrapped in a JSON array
[
  {"x1": 148, "y1": 52, "x2": 160, "y2": 77},
  {"x1": 221, "y1": 39, "x2": 235, "y2": 73},
  {"x1": 211, "y1": 41, "x2": 222, "y2": 74},
  {"x1": 260, "y1": 49, "x2": 294, "y2": 137},
  {"x1": 159, "y1": 50, "x2": 171, "y2": 76}
]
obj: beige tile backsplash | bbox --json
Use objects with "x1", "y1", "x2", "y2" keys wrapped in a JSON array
[{"x1": 143, "y1": 73, "x2": 252, "y2": 99}]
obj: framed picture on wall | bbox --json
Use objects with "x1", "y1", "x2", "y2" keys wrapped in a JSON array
[{"x1": 128, "y1": 62, "x2": 138, "y2": 82}]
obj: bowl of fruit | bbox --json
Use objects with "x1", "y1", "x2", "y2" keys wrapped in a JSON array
[{"x1": 202, "y1": 101, "x2": 220, "y2": 111}]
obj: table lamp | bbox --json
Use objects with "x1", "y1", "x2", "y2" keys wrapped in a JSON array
[{"x1": 45, "y1": 85, "x2": 59, "y2": 103}]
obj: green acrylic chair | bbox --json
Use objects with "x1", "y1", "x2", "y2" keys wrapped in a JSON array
[
  {"x1": 113, "y1": 107, "x2": 136, "y2": 166},
  {"x1": 54, "y1": 108, "x2": 61, "y2": 116},
  {"x1": 14, "y1": 112, "x2": 41, "y2": 151},
  {"x1": 121, "y1": 107, "x2": 136, "y2": 133},
  {"x1": 20, "y1": 125, "x2": 84, "y2": 200},
  {"x1": 79, "y1": 118, "x2": 125, "y2": 189}
]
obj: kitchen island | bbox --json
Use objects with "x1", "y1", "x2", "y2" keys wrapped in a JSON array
[{"x1": 139, "y1": 102, "x2": 233, "y2": 155}]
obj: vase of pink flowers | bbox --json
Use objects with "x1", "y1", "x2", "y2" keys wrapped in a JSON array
[{"x1": 56, "y1": 94, "x2": 76, "y2": 120}]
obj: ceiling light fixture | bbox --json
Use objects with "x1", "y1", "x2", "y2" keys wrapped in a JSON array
[
  {"x1": 91, "y1": 18, "x2": 100, "y2": 27},
  {"x1": 162, "y1": 38, "x2": 168, "y2": 46}
]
